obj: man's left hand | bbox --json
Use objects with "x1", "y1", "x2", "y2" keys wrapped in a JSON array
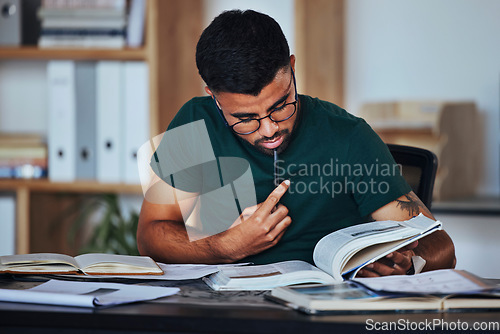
[{"x1": 356, "y1": 241, "x2": 418, "y2": 277}]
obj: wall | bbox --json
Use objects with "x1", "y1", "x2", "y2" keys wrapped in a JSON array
[
  {"x1": 346, "y1": 0, "x2": 500, "y2": 196},
  {"x1": 203, "y1": 0, "x2": 295, "y2": 53},
  {"x1": 434, "y1": 213, "x2": 500, "y2": 278}
]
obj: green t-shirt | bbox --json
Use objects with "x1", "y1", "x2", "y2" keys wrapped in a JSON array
[{"x1": 155, "y1": 95, "x2": 411, "y2": 265}]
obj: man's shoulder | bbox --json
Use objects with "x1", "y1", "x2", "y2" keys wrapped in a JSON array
[
  {"x1": 168, "y1": 96, "x2": 216, "y2": 130},
  {"x1": 301, "y1": 95, "x2": 362, "y2": 123},
  {"x1": 300, "y1": 95, "x2": 366, "y2": 133}
]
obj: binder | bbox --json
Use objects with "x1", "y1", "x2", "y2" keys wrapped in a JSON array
[
  {"x1": 0, "y1": 195, "x2": 15, "y2": 255},
  {"x1": 0, "y1": 0, "x2": 21, "y2": 45},
  {"x1": 75, "y1": 62, "x2": 97, "y2": 180},
  {"x1": 96, "y1": 61, "x2": 122, "y2": 183},
  {"x1": 126, "y1": 0, "x2": 146, "y2": 47},
  {"x1": 47, "y1": 60, "x2": 77, "y2": 182},
  {"x1": 122, "y1": 61, "x2": 150, "y2": 184}
]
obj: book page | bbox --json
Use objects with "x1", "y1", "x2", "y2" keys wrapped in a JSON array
[
  {"x1": 74, "y1": 254, "x2": 162, "y2": 274},
  {"x1": 343, "y1": 224, "x2": 441, "y2": 279},
  {"x1": 0, "y1": 253, "x2": 79, "y2": 268},
  {"x1": 353, "y1": 269, "x2": 494, "y2": 294},
  {"x1": 312, "y1": 214, "x2": 441, "y2": 281},
  {"x1": 204, "y1": 260, "x2": 336, "y2": 290},
  {"x1": 218, "y1": 260, "x2": 321, "y2": 279}
]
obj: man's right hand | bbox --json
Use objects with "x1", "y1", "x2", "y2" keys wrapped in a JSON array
[{"x1": 222, "y1": 180, "x2": 291, "y2": 261}]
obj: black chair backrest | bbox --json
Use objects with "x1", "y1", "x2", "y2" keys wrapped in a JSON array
[{"x1": 387, "y1": 144, "x2": 438, "y2": 209}]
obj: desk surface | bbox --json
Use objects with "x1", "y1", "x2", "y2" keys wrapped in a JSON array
[{"x1": 1, "y1": 277, "x2": 500, "y2": 334}]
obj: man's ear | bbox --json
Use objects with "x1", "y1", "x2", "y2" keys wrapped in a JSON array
[
  {"x1": 290, "y1": 54, "x2": 296, "y2": 72},
  {"x1": 204, "y1": 86, "x2": 213, "y2": 97}
]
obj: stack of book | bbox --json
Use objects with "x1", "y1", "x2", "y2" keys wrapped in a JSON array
[
  {"x1": 37, "y1": 0, "x2": 128, "y2": 48},
  {"x1": 46, "y1": 60, "x2": 149, "y2": 184},
  {"x1": 0, "y1": 134, "x2": 48, "y2": 179}
]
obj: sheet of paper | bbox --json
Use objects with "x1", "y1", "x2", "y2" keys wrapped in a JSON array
[
  {"x1": 154, "y1": 263, "x2": 250, "y2": 280},
  {"x1": 0, "y1": 279, "x2": 179, "y2": 307},
  {"x1": 57, "y1": 262, "x2": 250, "y2": 280},
  {"x1": 353, "y1": 269, "x2": 493, "y2": 294}
]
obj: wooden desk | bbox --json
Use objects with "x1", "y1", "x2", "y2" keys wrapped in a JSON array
[{"x1": 1, "y1": 278, "x2": 499, "y2": 334}]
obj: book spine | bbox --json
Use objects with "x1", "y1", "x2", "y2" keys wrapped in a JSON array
[
  {"x1": 42, "y1": 0, "x2": 126, "y2": 10},
  {"x1": 41, "y1": 17, "x2": 126, "y2": 29},
  {"x1": 41, "y1": 28, "x2": 126, "y2": 36},
  {"x1": 0, "y1": 165, "x2": 48, "y2": 179},
  {"x1": 38, "y1": 8, "x2": 126, "y2": 19},
  {"x1": 0, "y1": 157, "x2": 48, "y2": 167},
  {"x1": 39, "y1": 36, "x2": 125, "y2": 48}
]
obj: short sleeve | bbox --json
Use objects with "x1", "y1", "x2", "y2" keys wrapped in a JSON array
[{"x1": 346, "y1": 120, "x2": 411, "y2": 217}]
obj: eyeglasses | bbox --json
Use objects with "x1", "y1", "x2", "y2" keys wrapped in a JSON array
[{"x1": 213, "y1": 68, "x2": 298, "y2": 135}]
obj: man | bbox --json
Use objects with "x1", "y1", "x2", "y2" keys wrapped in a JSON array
[{"x1": 137, "y1": 9, "x2": 455, "y2": 277}]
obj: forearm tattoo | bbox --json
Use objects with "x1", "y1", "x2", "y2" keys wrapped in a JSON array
[{"x1": 396, "y1": 193, "x2": 422, "y2": 217}]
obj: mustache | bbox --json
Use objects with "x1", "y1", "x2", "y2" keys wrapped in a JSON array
[{"x1": 254, "y1": 129, "x2": 290, "y2": 145}]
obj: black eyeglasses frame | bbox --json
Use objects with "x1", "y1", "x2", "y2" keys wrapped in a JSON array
[{"x1": 212, "y1": 68, "x2": 298, "y2": 135}]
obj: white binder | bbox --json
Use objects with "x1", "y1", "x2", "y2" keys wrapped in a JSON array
[
  {"x1": 47, "y1": 61, "x2": 77, "y2": 182},
  {"x1": 96, "y1": 61, "x2": 123, "y2": 183},
  {"x1": 0, "y1": 0, "x2": 21, "y2": 46},
  {"x1": 0, "y1": 195, "x2": 15, "y2": 255},
  {"x1": 122, "y1": 61, "x2": 150, "y2": 184},
  {"x1": 75, "y1": 62, "x2": 96, "y2": 180}
]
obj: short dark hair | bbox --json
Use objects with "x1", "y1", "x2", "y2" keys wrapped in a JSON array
[{"x1": 196, "y1": 9, "x2": 290, "y2": 96}]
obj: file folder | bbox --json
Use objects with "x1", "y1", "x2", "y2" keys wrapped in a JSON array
[
  {"x1": 75, "y1": 62, "x2": 97, "y2": 180},
  {"x1": 47, "y1": 61, "x2": 77, "y2": 182},
  {"x1": 122, "y1": 61, "x2": 150, "y2": 184},
  {"x1": 0, "y1": 195, "x2": 15, "y2": 255},
  {"x1": 96, "y1": 61, "x2": 123, "y2": 183},
  {"x1": 0, "y1": 0, "x2": 21, "y2": 45}
]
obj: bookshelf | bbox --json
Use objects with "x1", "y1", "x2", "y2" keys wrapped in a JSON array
[
  {"x1": 0, "y1": 0, "x2": 203, "y2": 254},
  {"x1": 0, "y1": 47, "x2": 147, "y2": 61}
]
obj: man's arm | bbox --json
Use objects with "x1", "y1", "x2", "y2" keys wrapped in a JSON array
[
  {"x1": 137, "y1": 180, "x2": 292, "y2": 264},
  {"x1": 357, "y1": 191, "x2": 456, "y2": 277}
]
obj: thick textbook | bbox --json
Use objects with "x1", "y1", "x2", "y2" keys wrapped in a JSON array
[
  {"x1": 204, "y1": 214, "x2": 441, "y2": 290},
  {"x1": 269, "y1": 270, "x2": 499, "y2": 314},
  {"x1": 0, "y1": 253, "x2": 163, "y2": 275}
]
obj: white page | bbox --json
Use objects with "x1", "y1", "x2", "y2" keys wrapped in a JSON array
[
  {"x1": 353, "y1": 269, "x2": 493, "y2": 294},
  {"x1": 0, "y1": 253, "x2": 79, "y2": 267},
  {"x1": 54, "y1": 262, "x2": 249, "y2": 280},
  {"x1": 0, "y1": 280, "x2": 179, "y2": 308},
  {"x1": 216, "y1": 261, "x2": 320, "y2": 279},
  {"x1": 154, "y1": 263, "x2": 250, "y2": 280},
  {"x1": 313, "y1": 214, "x2": 441, "y2": 280},
  {"x1": 74, "y1": 253, "x2": 159, "y2": 271}
]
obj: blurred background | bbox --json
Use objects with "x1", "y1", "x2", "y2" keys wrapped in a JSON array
[{"x1": 0, "y1": 0, "x2": 498, "y2": 277}]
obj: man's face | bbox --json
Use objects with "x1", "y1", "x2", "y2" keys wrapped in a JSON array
[{"x1": 209, "y1": 67, "x2": 298, "y2": 156}]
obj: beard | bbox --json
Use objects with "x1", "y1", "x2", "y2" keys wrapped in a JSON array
[{"x1": 253, "y1": 129, "x2": 292, "y2": 156}]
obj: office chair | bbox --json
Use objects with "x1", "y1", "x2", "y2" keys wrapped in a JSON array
[{"x1": 387, "y1": 144, "x2": 438, "y2": 209}]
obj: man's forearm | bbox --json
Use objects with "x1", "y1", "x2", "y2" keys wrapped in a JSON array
[
  {"x1": 137, "y1": 219, "x2": 238, "y2": 264},
  {"x1": 413, "y1": 230, "x2": 456, "y2": 271}
]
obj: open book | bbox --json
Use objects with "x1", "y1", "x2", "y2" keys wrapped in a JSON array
[
  {"x1": 204, "y1": 214, "x2": 441, "y2": 290},
  {"x1": 0, "y1": 253, "x2": 163, "y2": 275},
  {"x1": 269, "y1": 270, "x2": 499, "y2": 314}
]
